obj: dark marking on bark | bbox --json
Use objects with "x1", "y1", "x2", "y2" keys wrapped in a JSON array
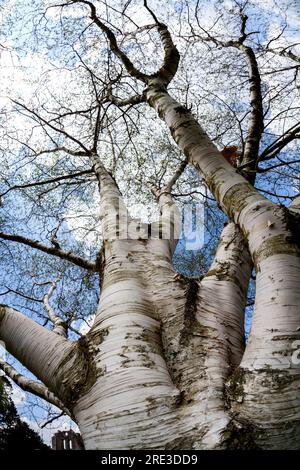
[
  {"x1": 224, "y1": 366, "x2": 300, "y2": 448},
  {"x1": 286, "y1": 205, "x2": 300, "y2": 250},
  {"x1": 75, "y1": 335, "x2": 98, "y2": 394},
  {"x1": 222, "y1": 420, "x2": 261, "y2": 449},
  {"x1": 221, "y1": 182, "x2": 256, "y2": 220},
  {"x1": 95, "y1": 245, "x2": 105, "y2": 289},
  {"x1": 253, "y1": 234, "x2": 300, "y2": 268},
  {"x1": 225, "y1": 366, "x2": 246, "y2": 406},
  {"x1": 56, "y1": 329, "x2": 109, "y2": 409},
  {"x1": 180, "y1": 279, "x2": 199, "y2": 346},
  {"x1": 91, "y1": 327, "x2": 110, "y2": 346},
  {"x1": 174, "y1": 105, "x2": 190, "y2": 116}
]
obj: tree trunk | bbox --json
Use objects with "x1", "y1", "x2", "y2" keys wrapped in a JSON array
[
  {"x1": 1, "y1": 146, "x2": 299, "y2": 449},
  {"x1": 144, "y1": 81, "x2": 300, "y2": 449},
  {"x1": 66, "y1": 220, "x2": 252, "y2": 449}
]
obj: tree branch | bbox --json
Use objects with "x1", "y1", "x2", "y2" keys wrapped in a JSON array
[
  {"x1": 41, "y1": 279, "x2": 68, "y2": 337},
  {"x1": 12, "y1": 100, "x2": 91, "y2": 154},
  {"x1": 0, "y1": 357, "x2": 71, "y2": 417},
  {"x1": 0, "y1": 169, "x2": 94, "y2": 197},
  {"x1": 0, "y1": 231, "x2": 96, "y2": 271},
  {"x1": 0, "y1": 305, "x2": 74, "y2": 398},
  {"x1": 70, "y1": 0, "x2": 180, "y2": 86},
  {"x1": 259, "y1": 124, "x2": 300, "y2": 161},
  {"x1": 193, "y1": 13, "x2": 264, "y2": 181},
  {"x1": 41, "y1": 411, "x2": 65, "y2": 428},
  {"x1": 238, "y1": 44, "x2": 264, "y2": 181},
  {"x1": 266, "y1": 46, "x2": 300, "y2": 64}
]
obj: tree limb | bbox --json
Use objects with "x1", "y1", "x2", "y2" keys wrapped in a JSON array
[
  {"x1": 0, "y1": 231, "x2": 96, "y2": 271},
  {"x1": 0, "y1": 357, "x2": 71, "y2": 417},
  {"x1": 74, "y1": 0, "x2": 149, "y2": 82},
  {"x1": 259, "y1": 124, "x2": 300, "y2": 161},
  {"x1": 70, "y1": 0, "x2": 180, "y2": 86},
  {"x1": 192, "y1": 13, "x2": 264, "y2": 182},
  {"x1": 12, "y1": 100, "x2": 91, "y2": 154},
  {"x1": 266, "y1": 46, "x2": 300, "y2": 64},
  {"x1": 0, "y1": 169, "x2": 94, "y2": 197},
  {"x1": 108, "y1": 93, "x2": 145, "y2": 107},
  {"x1": 0, "y1": 305, "x2": 74, "y2": 398},
  {"x1": 42, "y1": 279, "x2": 68, "y2": 338},
  {"x1": 238, "y1": 44, "x2": 264, "y2": 181}
]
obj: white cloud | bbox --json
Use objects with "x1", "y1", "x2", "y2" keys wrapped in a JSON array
[
  {"x1": 10, "y1": 382, "x2": 27, "y2": 406},
  {"x1": 250, "y1": 0, "x2": 300, "y2": 41}
]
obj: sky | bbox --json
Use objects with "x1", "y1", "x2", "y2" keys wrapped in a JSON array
[{"x1": 0, "y1": 0, "x2": 299, "y2": 445}]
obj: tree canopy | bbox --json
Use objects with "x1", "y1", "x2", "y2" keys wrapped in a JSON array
[{"x1": 0, "y1": 0, "x2": 299, "y2": 449}]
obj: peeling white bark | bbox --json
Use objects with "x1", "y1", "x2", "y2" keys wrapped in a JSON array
[
  {"x1": 145, "y1": 83, "x2": 300, "y2": 449},
  {"x1": 43, "y1": 280, "x2": 68, "y2": 337},
  {"x1": 0, "y1": 93, "x2": 298, "y2": 449},
  {"x1": 72, "y1": 237, "x2": 180, "y2": 449},
  {"x1": 0, "y1": 305, "x2": 75, "y2": 400},
  {"x1": 70, "y1": 217, "x2": 252, "y2": 449},
  {"x1": 44, "y1": 3, "x2": 300, "y2": 448}
]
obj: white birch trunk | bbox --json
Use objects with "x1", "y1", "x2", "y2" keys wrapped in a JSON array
[
  {"x1": 0, "y1": 125, "x2": 299, "y2": 449},
  {"x1": 145, "y1": 82, "x2": 300, "y2": 449},
  {"x1": 70, "y1": 219, "x2": 251, "y2": 449}
]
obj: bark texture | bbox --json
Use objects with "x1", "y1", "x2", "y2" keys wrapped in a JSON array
[
  {"x1": 145, "y1": 82, "x2": 300, "y2": 449},
  {"x1": 0, "y1": 1, "x2": 299, "y2": 450}
]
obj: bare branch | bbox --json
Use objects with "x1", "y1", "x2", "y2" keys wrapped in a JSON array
[
  {"x1": 0, "y1": 357, "x2": 71, "y2": 416},
  {"x1": 12, "y1": 100, "x2": 91, "y2": 154},
  {"x1": 266, "y1": 46, "x2": 300, "y2": 64},
  {"x1": 259, "y1": 124, "x2": 300, "y2": 161},
  {"x1": 0, "y1": 170, "x2": 94, "y2": 197},
  {"x1": 74, "y1": 0, "x2": 149, "y2": 82},
  {"x1": 257, "y1": 159, "x2": 300, "y2": 173},
  {"x1": 41, "y1": 279, "x2": 68, "y2": 338},
  {"x1": 165, "y1": 158, "x2": 189, "y2": 194},
  {"x1": 254, "y1": 187, "x2": 294, "y2": 200},
  {"x1": 238, "y1": 44, "x2": 264, "y2": 181},
  {"x1": 0, "y1": 231, "x2": 96, "y2": 271},
  {"x1": 41, "y1": 411, "x2": 65, "y2": 428},
  {"x1": 69, "y1": 0, "x2": 180, "y2": 86}
]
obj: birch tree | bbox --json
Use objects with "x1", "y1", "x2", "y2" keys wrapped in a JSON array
[{"x1": 0, "y1": 0, "x2": 300, "y2": 449}]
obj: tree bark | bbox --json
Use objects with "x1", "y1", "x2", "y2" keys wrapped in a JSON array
[
  {"x1": 70, "y1": 216, "x2": 252, "y2": 449},
  {"x1": 144, "y1": 82, "x2": 300, "y2": 449},
  {"x1": 1, "y1": 4, "x2": 299, "y2": 445},
  {"x1": 1, "y1": 140, "x2": 299, "y2": 448}
]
